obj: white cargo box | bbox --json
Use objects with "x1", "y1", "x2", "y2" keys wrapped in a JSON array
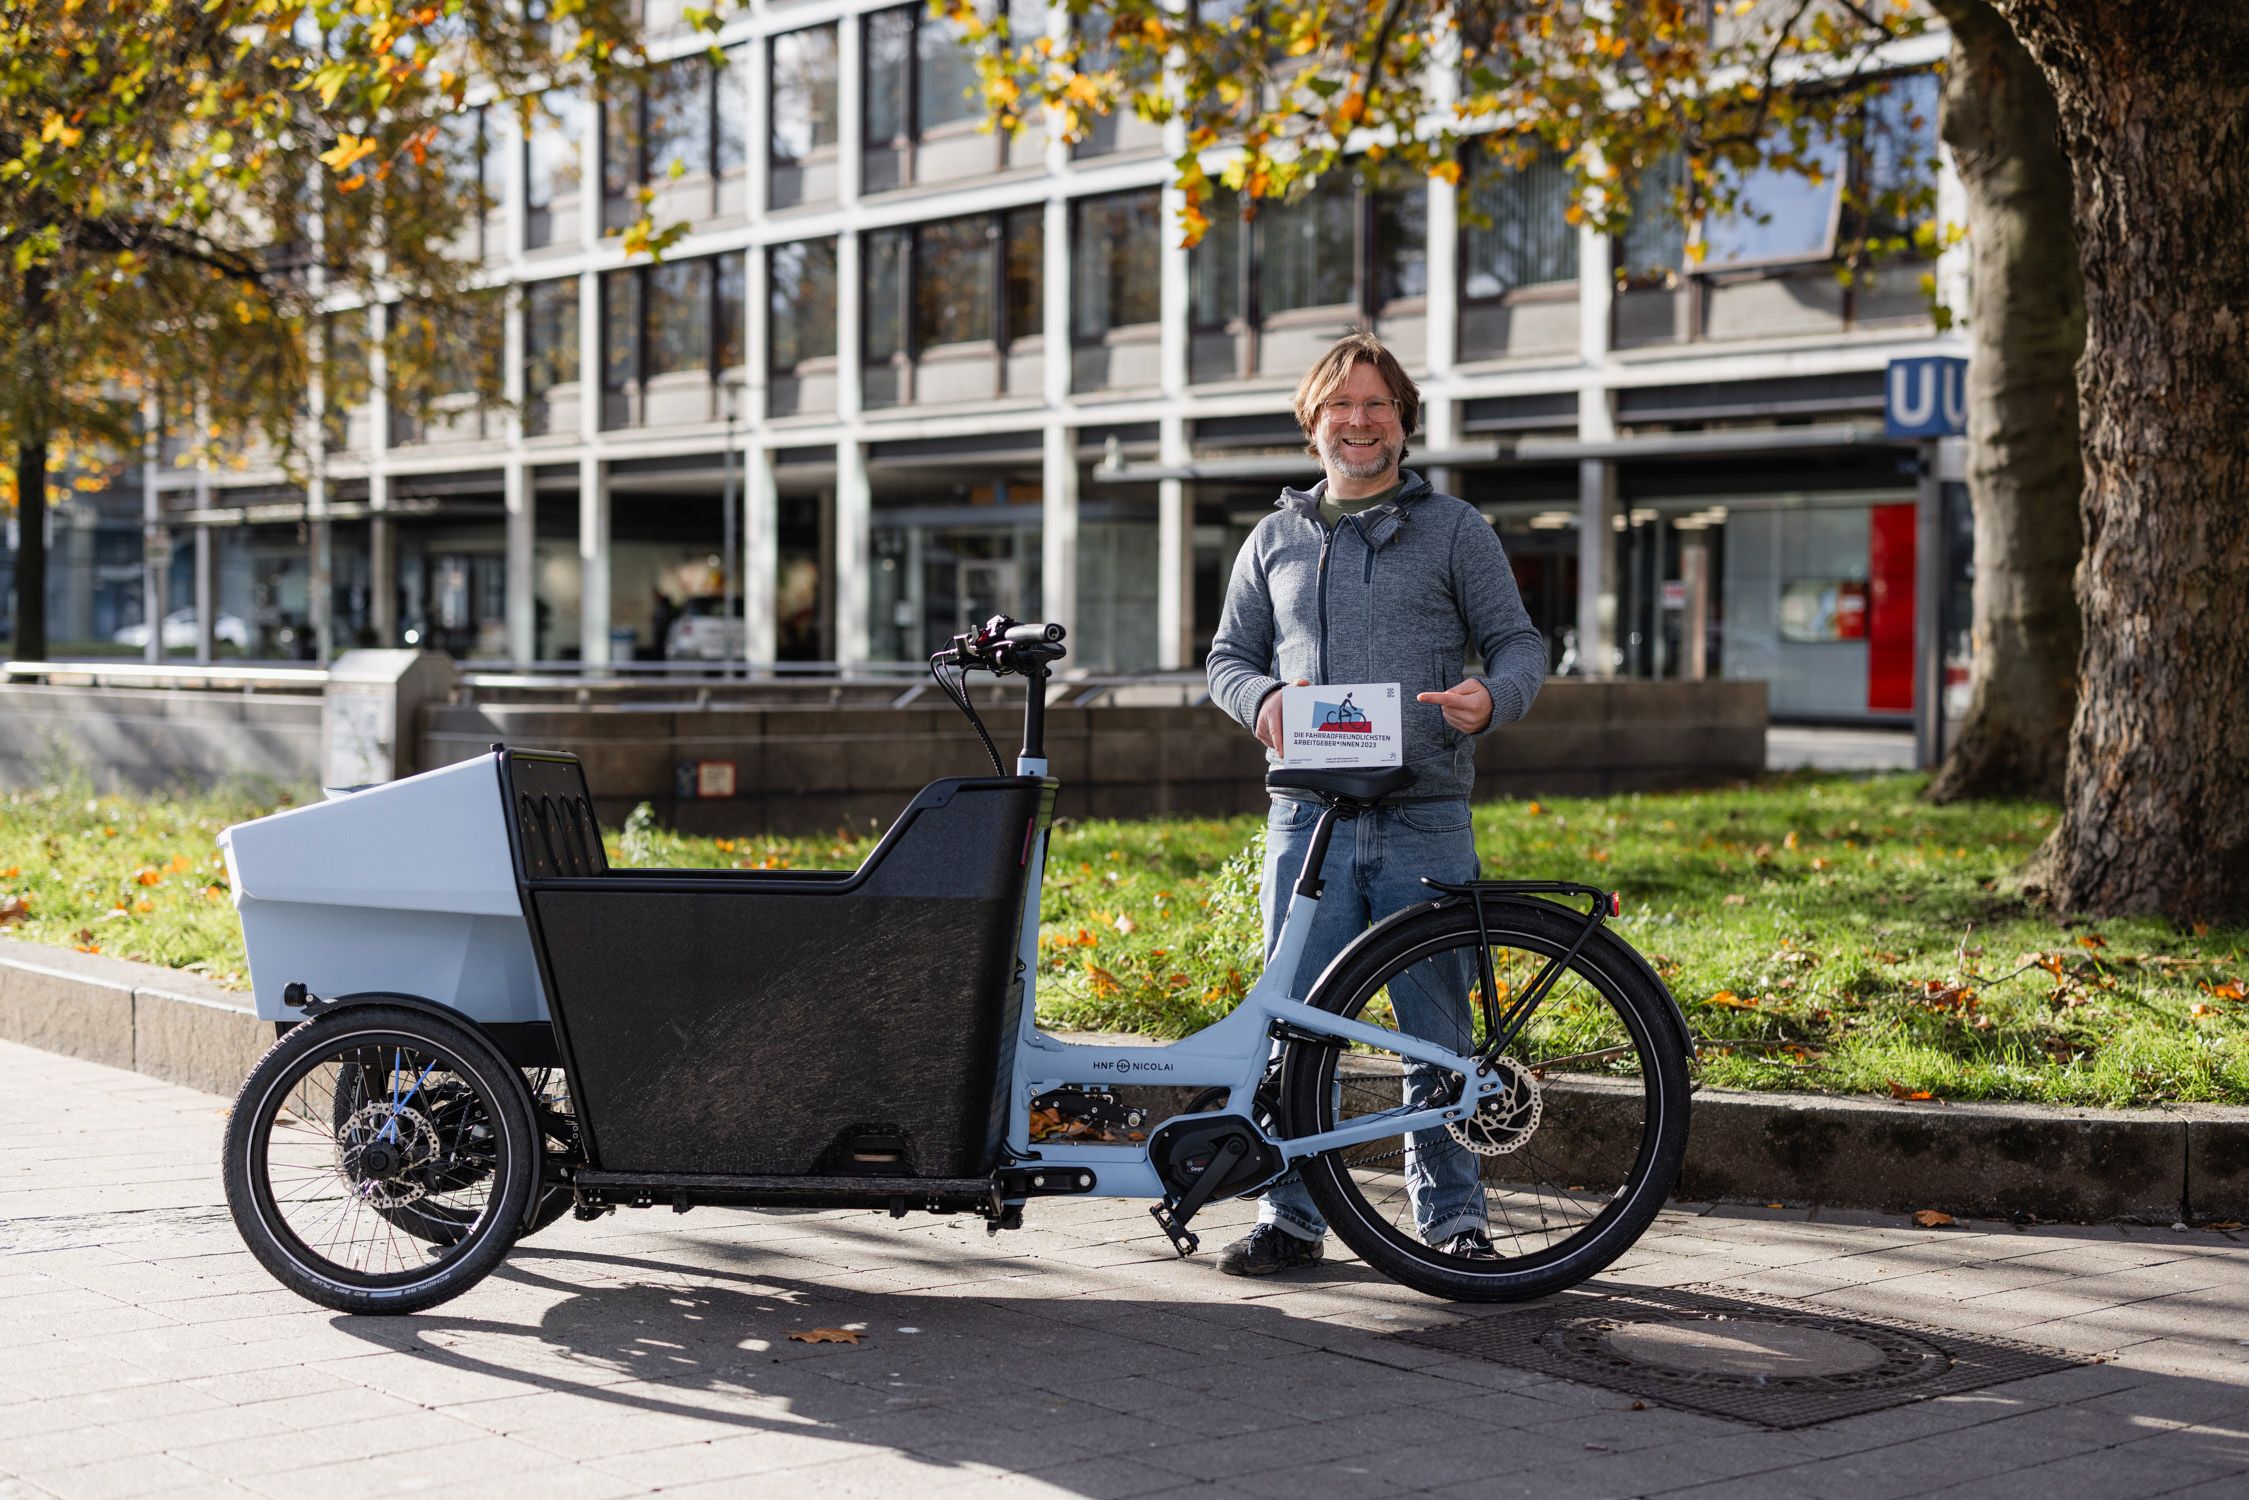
[{"x1": 220, "y1": 754, "x2": 549, "y2": 1025}]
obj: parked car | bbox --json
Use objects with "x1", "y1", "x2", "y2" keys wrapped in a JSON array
[
  {"x1": 112, "y1": 609, "x2": 253, "y2": 652},
  {"x1": 664, "y1": 595, "x2": 746, "y2": 661}
]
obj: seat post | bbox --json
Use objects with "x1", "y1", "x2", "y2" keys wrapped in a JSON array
[{"x1": 1292, "y1": 800, "x2": 1349, "y2": 901}]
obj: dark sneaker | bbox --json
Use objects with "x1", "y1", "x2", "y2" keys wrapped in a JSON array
[
  {"x1": 1216, "y1": 1224, "x2": 1325, "y2": 1277},
  {"x1": 1441, "y1": 1228, "x2": 1502, "y2": 1261}
]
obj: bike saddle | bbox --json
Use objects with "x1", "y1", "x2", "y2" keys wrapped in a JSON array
[{"x1": 1265, "y1": 765, "x2": 1416, "y2": 807}]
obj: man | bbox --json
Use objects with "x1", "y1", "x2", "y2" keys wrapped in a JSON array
[{"x1": 1204, "y1": 332, "x2": 1547, "y2": 1276}]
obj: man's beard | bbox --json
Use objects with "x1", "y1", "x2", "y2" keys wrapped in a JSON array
[{"x1": 1318, "y1": 430, "x2": 1402, "y2": 480}]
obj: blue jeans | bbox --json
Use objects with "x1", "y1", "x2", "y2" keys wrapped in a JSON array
[{"x1": 1254, "y1": 795, "x2": 1485, "y2": 1245}]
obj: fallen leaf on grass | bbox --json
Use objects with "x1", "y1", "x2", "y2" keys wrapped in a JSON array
[
  {"x1": 1912, "y1": 1210, "x2": 1955, "y2": 1228},
  {"x1": 1888, "y1": 1081, "x2": 1940, "y2": 1102},
  {"x1": 0, "y1": 896, "x2": 26, "y2": 926},
  {"x1": 2203, "y1": 980, "x2": 2246, "y2": 1002},
  {"x1": 1722, "y1": 893, "x2": 1748, "y2": 906},
  {"x1": 2077, "y1": 933, "x2": 2108, "y2": 950},
  {"x1": 787, "y1": 1328, "x2": 862, "y2": 1345},
  {"x1": 2191, "y1": 1003, "x2": 2220, "y2": 1019},
  {"x1": 1115, "y1": 915, "x2": 1138, "y2": 935},
  {"x1": 1704, "y1": 990, "x2": 1760, "y2": 1010}
]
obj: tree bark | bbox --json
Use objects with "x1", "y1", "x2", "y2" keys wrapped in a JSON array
[
  {"x1": 1992, "y1": 2, "x2": 2249, "y2": 922},
  {"x1": 1924, "y1": 0, "x2": 2084, "y2": 805}
]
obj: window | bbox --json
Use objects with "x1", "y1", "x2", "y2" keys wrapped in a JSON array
[
  {"x1": 1699, "y1": 135, "x2": 1845, "y2": 268},
  {"x1": 864, "y1": 227, "x2": 910, "y2": 362},
  {"x1": 863, "y1": 214, "x2": 1043, "y2": 359},
  {"x1": 646, "y1": 258, "x2": 708, "y2": 375},
  {"x1": 1618, "y1": 152, "x2": 1687, "y2": 279},
  {"x1": 1190, "y1": 191, "x2": 1244, "y2": 327},
  {"x1": 1855, "y1": 70, "x2": 1940, "y2": 244},
  {"x1": 769, "y1": 24, "x2": 839, "y2": 160},
  {"x1": 1372, "y1": 173, "x2": 1428, "y2": 303},
  {"x1": 863, "y1": 8, "x2": 914, "y2": 144},
  {"x1": 715, "y1": 47, "x2": 749, "y2": 173},
  {"x1": 526, "y1": 89, "x2": 584, "y2": 226},
  {"x1": 863, "y1": 3, "x2": 984, "y2": 144},
  {"x1": 601, "y1": 255, "x2": 745, "y2": 391},
  {"x1": 603, "y1": 54, "x2": 745, "y2": 194},
  {"x1": 1004, "y1": 205, "x2": 1044, "y2": 344},
  {"x1": 644, "y1": 56, "x2": 712, "y2": 181},
  {"x1": 524, "y1": 277, "x2": 580, "y2": 404},
  {"x1": 915, "y1": 216, "x2": 995, "y2": 346},
  {"x1": 601, "y1": 269, "x2": 639, "y2": 393},
  {"x1": 1071, "y1": 190, "x2": 1161, "y2": 340},
  {"x1": 1462, "y1": 147, "x2": 1578, "y2": 297},
  {"x1": 915, "y1": 8, "x2": 980, "y2": 135},
  {"x1": 769, "y1": 239, "x2": 838, "y2": 369},
  {"x1": 1260, "y1": 175, "x2": 1357, "y2": 314}
]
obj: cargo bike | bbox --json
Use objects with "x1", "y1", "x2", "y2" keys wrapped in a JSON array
[{"x1": 218, "y1": 617, "x2": 1694, "y2": 1314}]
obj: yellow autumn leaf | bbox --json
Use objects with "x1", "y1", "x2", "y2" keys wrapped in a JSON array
[
  {"x1": 787, "y1": 1327, "x2": 862, "y2": 1344},
  {"x1": 318, "y1": 133, "x2": 379, "y2": 172}
]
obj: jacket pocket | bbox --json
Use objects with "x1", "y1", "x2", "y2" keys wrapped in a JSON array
[{"x1": 1430, "y1": 648, "x2": 1464, "y2": 748}]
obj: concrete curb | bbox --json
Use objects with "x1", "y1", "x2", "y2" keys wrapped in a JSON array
[{"x1": 5, "y1": 939, "x2": 2246, "y2": 1221}]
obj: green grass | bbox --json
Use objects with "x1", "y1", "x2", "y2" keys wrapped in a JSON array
[{"x1": 5, "y1": 769, "x2": 2245, "y2": 1107}]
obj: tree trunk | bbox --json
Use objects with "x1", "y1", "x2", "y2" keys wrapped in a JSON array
[
  {"x1": 1992, "y1": 2, "x2": 2249, "y2": 922},
  {"x1": 1924, "y1": 0, "x2": 2084, "y2": 805}
]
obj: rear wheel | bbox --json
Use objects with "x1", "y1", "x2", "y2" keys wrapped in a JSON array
[
  {"x1": 224, "y1": 1006, "x2": 537, "y2": 1314},
  {"x1": 328, "y1": 1065, "x2": 575, "y2": 1244},
  {"x1": 1283, "y1": 899, "x2": 1691, "y2": 1302}
]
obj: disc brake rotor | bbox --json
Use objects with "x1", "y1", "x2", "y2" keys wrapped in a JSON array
[
  {"x1": 339, "y1": 1101, "x2": 442, "y2": 1208},
  {"x1": 1447, "y1": 1057, "x2": 1543, "y2": 1156}
]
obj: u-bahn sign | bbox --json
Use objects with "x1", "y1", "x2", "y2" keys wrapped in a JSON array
[{"x1": 1885, "y1": 356, "x2": 1969, "y2": 439}]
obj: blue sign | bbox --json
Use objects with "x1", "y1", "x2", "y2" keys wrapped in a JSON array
[{"x1": 1885, "y1": 356, "x2": 1968, "y2": 439}]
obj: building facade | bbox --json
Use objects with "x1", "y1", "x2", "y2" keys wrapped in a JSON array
[{"x1": 60, "y1": 2, "x2": 1969, "y2": 721}]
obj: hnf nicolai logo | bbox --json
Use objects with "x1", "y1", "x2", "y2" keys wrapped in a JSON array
[
  {"x1": 1315, "y1": 693, "x2": 1373, "y2": 733},
  {"x1": 1885, "y1": 356, "x2": 1968, "y2": 439}
]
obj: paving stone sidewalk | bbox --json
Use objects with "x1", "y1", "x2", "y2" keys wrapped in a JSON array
[{"x1": 4, "y1": 1037, "x2": 2248, "y2": 1500}]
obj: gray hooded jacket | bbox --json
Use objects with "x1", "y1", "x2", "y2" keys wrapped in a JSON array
[{"x1": 1205, "y1": 469, "x2": 1547, "y2": 802}]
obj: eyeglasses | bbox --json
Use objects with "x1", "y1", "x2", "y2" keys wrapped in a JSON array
[{"x1": 1318, "y1": 397, "x2": 1402, "y2": 422}]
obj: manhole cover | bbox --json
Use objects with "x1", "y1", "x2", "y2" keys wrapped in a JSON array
[
  {"x1": 1396, "y1": 1283, "x2": 2089, "y2": 1429},
  {"x1": 1600, "y1": 1319, "x2": 1894, "y2": 1378}
]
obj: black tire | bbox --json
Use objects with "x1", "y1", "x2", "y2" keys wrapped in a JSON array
[
  {"x1": 223, "y1": 1005, "x2": 537, "y2": 1315},
  {"x1": 1282, "y1": 898, "x2": 1691, "y2": 1303}
]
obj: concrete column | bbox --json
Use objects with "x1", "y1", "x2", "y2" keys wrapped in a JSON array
[
  {"x1": 502, "y1": 274, "x2": 534, "y2": 664},
  {"x1": 140, "y1": 395, "x2": 165, "y2": 664},
  {"x1": 192, "y1": 525, "x2": 216, "y2": 667},
  {"x1": 192, "y1": 396, "x2": 217, "y2": 663},
  {"x1": 741, "y1": 230, "x2": 774, "y2": 667},
  {"x1": 1422, "y1": 120, "x2": 1461, "y2": 494},
  {"x1": 744, "y1": 446, "x2": 779, "y2": 664},
  {"x1": 504, "y1": 462, "x2": 535, "y2": 662},
  {"x1": 836, "y1": 9, "x2": 863, "y2": 207},
  {"x1": 499, "y1": 96, "x2": 527, "y2": 266},
  {"x1": 834, "y1": 439, "x2": 871, "y2": 667},
  {"x1": 1041, "y1": 424, "x2": 1079, "y2": 645},
  {"x1": 366, "y1": 304, "x2": 396, "y2": 646},
  {"x1": 744, "y1": 33, "x2": 771, "y2": 222},
  {"x1": 368, "y1": 472, "x2": 395, "y2": 646},
  {"x1": 578, "y1": 454, "x2": 610, "y2": 669},
  {"x1": 1680, "y1": 536, "x2": 1711, "y2": 681},
  {"x1": 1157, "y1": 151, "x2": 1194, "y2": 670}
]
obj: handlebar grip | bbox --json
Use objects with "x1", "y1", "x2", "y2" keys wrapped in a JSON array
[{"x1": 1004, "y1": 622, "x2": 1066, "y2": 647}]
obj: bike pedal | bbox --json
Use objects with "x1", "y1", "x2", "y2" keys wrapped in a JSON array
[{"x1": 1148, "y1": 1204, "x2": 1200, "y2": 1258}]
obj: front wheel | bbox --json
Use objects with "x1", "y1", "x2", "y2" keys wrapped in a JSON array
[
  {"x1": 1282, "y1": 899, "x2": 1691, "y2": 1302},
  {"x1": 223, "y1": 1005, "x2": 538, "y2": 1315}
]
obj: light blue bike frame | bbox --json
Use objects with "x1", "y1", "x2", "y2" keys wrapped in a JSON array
[{"x1": 1002, "y1": 754, "x2": 1503, "y2": 1203}]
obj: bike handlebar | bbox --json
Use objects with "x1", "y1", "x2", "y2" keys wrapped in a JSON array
[{"x1": 941, "y1": 615, "x2": 1068, "y2": 675}]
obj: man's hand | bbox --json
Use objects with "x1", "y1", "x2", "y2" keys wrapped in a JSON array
[
  {"x1": 1418, "y1": 679, "x2": 1493, "y2": 735},
  {"x1": 1256, "y1": 679, "x2": 1311, "y2": 758}
]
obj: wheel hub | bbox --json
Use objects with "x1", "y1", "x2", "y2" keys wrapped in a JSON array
[
  {"x1": 340, "y1": 1102, "x2": 441, "y2": 1207},
  {"x1": 1448, "y1": 1057, "x2": 1542, "y2": 1156}
]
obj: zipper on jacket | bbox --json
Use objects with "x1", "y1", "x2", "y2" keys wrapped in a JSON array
[{"x1": 1315, "y1": 522, "x2": 1334, "y2": 683}]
